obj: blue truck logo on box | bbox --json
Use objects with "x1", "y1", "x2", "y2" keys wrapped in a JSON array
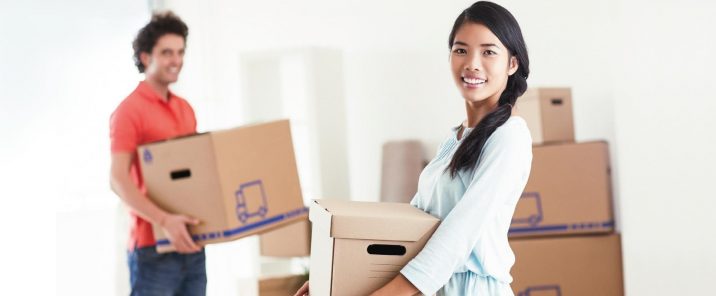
[
  {"x1": 518, "y1": 285, "x2": 561, "y2": 296},
  {"x1": 235, "y1": 180, "x2": 268, "y2": 224},
  {"x1": 512, "y1": 192, "x2": 544, "y2": 227}
]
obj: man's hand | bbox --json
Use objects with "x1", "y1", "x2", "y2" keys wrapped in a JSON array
[
  {"x1": 111, "y1": 152, "x2": 203, "y2": 254},
  {"x1": 160, "y1": 214, "x2": 202, "y2": 254}
]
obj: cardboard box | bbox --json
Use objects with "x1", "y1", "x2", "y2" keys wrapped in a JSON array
[
  {"x1": 138, "y1": 120, "x2": 308, "y2": 253},
  {"x1": 259, "y1": 274, "x2": 308, "y2": 296},
  {"x1": 509, "y1": 141, "x2": 614, "y2": 238},
  {"x1": 514, "y1": 88, "x2": 574, "y2": 144},
  {"x1": 259, "y1": 218, "x2": 311, "y2": 257},
  {"x1": 510, "y1": 234, "x2": 624, "y2": 296},
  {"x1": 309, "y1": 199, "x2": 440, "y2": 296},
  {"x1": 380, "y1": 140, "x2": 426, "y2": 203}
]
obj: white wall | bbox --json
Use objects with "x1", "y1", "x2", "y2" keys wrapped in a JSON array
[
  {"x1": 1, "y1": 0, "x2": 150, "y2": 295},
  {"x1": 614, "y1": 1, "x2": 716, "y2": 294}
]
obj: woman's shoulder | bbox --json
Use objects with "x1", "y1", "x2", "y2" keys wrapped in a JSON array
[{"x1": 489, "y1": 116, "x2": 532, "y2": 146}]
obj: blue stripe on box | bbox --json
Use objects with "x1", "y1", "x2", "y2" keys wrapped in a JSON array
[
  {"x1": 509, "y1": 220, "x2": 614, "y2": 235},
  {"x1": 157, "y1": 207, "x2": 309, "y2": 246}
]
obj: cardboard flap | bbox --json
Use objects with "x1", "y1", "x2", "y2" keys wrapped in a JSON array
[{"x1": 311, "y1": 199, "x2": 439, "y2": 242}]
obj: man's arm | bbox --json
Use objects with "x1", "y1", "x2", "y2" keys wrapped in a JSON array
[{"x1": 110, "y1": 152, "x2": 201, "y2": 253}]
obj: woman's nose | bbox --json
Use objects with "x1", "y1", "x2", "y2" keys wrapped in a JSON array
[
  {"x1": 465, "y1": 61, "x2": 481, "y2": 71},
  {"x1": 464, "y1": 54, "x2": 482, "y2": 71}
]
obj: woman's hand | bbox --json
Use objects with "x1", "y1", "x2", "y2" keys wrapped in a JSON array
[{"x1": 293, "y1": 281, "x2": 309, "y2": 296}]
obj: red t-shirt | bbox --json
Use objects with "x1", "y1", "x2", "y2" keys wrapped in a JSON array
[{"x1": 110, "y1": 81, "x2": 197, "y2": 249}]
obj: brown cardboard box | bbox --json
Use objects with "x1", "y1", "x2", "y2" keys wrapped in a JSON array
[
  {"x1": 138, "y1": 120, "x2": 307, "y2": 253},
  {"x1": 308, "y1": 199, "x2": 439, "y2": 296},
  {"x1": 259, "y1": 274, "x2": 308, "y2": 296},
  {"x1": 259, "y1": 218, "x2": 311, "y2": 257},
  {"x1": 510, "y1": 234, "x2": 624, "y2": 296},
  {"x1": 509, "y1": 141, "x2": 614, "y2": 238},
  {"x1": 514, "y1": 88, "x2": 574, "y2": 144}
]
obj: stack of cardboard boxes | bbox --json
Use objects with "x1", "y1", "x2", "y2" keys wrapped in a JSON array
[{"x1": 510, "y1": 88, "x2": 624, "y2": 296}]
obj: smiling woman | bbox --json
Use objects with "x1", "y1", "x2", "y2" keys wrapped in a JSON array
[
  {"x1": 367, "y1": 1, "x2": 532, "y2": 295},
  {"x1": 292, "y1": 1, "x2": 532, "y2": 296}
]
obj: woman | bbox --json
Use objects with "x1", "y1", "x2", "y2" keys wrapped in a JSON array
[{"x1": 295, "y1": 1, "x2": 531, "y2": 295}]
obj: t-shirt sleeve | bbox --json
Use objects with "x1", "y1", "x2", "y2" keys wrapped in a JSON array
[
  {"x1": 110, "y1": 102, "x2": 141, "y2": 153},
  {"x1": 400, "y1": 121, "x2": 532, "y2": 295},
  {"x1": 188, "y1": 102, "x2": 197, "y2": 132}
]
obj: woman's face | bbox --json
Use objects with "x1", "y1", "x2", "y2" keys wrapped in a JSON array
[{"x1": 450, "y1": 22, "x2": 518, "y2": 105}]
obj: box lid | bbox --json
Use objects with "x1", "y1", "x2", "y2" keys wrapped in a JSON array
[{"x1": 310, "y1": 199, "x2": 439, "y2": 242}]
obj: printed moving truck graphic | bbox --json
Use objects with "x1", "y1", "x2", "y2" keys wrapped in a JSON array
[
  {"x1": 512, "y1": 192, "x2": 544, "y2": 227},
  {"x1": 518, "y1": 285, "x2": 562, "y2": 296},
  {"x1": 235, "y1": 180, "x2": 269, "y2": 224}
]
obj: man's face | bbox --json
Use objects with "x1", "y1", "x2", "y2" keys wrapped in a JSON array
[{"x1": 141, "y1": 33, "x2": 185, "y2": 84}]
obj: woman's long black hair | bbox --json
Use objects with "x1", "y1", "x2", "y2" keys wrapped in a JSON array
[{"x1": 446, "y1": 1, "x2": 530, "y2": 178}]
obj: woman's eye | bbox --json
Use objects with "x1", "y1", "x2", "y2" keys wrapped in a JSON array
[
  {"x1": 483, "y1": 50, "x2": 496, "y2": 56},
  {"x1": 453, "y1": 48, "x2": 467, "y2": 55}
]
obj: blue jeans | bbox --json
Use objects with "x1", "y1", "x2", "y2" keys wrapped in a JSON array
[{"x1": 127, "y1": 246, "x2": 207, "y2": 296}]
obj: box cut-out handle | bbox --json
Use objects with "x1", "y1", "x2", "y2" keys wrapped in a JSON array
[
  {"x1": 367, "y1": 244, "x2": 406, "y2": 256},
  {"x1": 170, "y1": 169, "x2": 192, "y2": 180},
  {"x1": 550, "y1": 98, "x2": 563, "y2": 105}
]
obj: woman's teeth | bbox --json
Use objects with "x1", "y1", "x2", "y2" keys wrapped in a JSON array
[{"x1": 462, "y1": 77, "x2": 485, "y2": 85}]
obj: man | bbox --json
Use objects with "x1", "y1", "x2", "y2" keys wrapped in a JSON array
[{"x1": 110, "y1": 11, "x2": 206, "y2": 295}]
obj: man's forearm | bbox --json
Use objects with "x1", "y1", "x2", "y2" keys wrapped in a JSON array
[{"x1": 110, "y1": 172, "x2": 168, "y2": 226}]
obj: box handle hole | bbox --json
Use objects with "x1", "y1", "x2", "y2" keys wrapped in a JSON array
[
  {"x1": 367, "y1": 244, "x2": 406, "y2": 256},
  {"x1": 550, "y1": 98, "x2": 563, "y2": 105},
  {"x1": 170, "y1": 169, "x2": 192, "y2": 180}
]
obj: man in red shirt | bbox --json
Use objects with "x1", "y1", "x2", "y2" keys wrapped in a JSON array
[{"x1": 110, "y1": 11, "x2": 206, "y2": 295}]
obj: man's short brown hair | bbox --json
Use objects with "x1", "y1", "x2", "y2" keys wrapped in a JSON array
[{"x1": 132, "y1": 11, "x2": 188, "y2": 73}]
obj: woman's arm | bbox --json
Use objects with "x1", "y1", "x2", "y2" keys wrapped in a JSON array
[{"x1": 369, "y1": 274, "x2": 419, "y2": 296}]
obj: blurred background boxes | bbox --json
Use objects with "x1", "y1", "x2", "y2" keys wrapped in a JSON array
[
  {"x1": 380, "y1": 140, "x2": 427, "y2": 204},
  {"x1": 514, "y1": 88, "x2": 574, "y2": 144},
  {"x1": 258, "y1": 274, "x2": 307, "y2": 296},
  {"x1": 509, "y1": 88, "x2": 623, "y2": 295},
  {"x1": 259, "y1": 218, "x2": 311, "y2": 258},
  {"x1": 510, "y1": 234, "x2": 624, "y2": 296},
  {"x1": 509, "y1": 141, "x2": 614, "y2": 238}
]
